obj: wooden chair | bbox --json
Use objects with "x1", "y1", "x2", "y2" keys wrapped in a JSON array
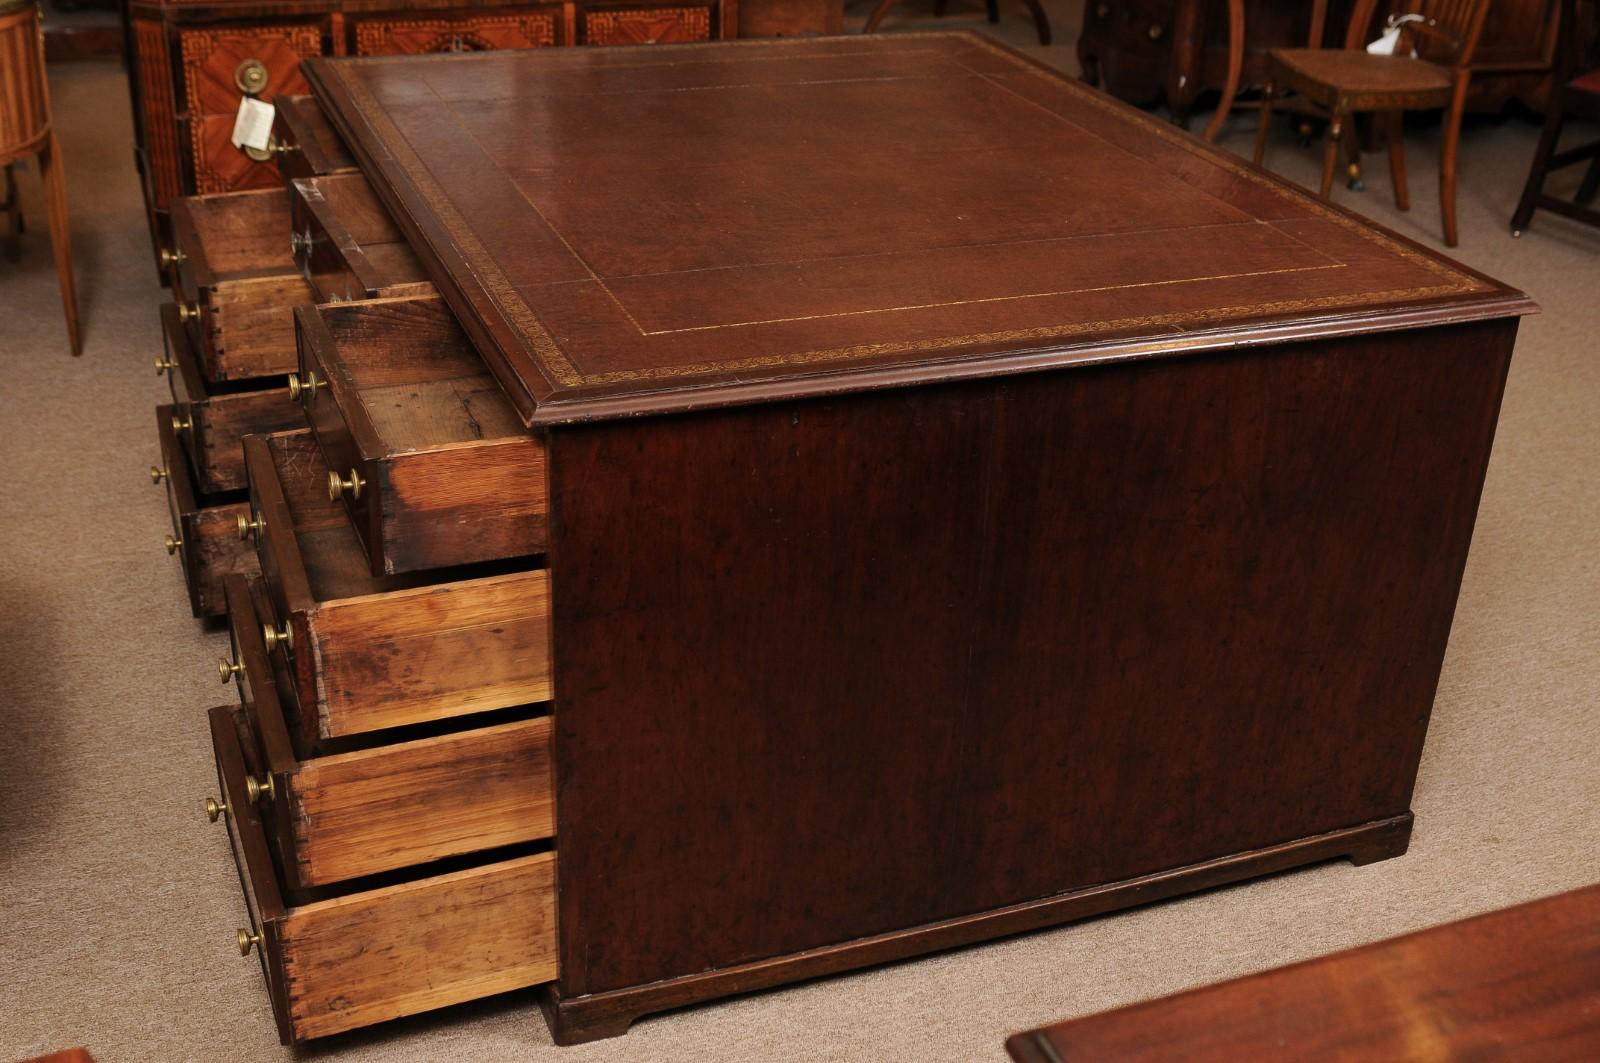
[
  {"x1": 1253, "y1": 0, "x2": 1494, "y2": 247},
  {"x1": 0, "y1": 0, "x2": 80, "y2": 354},
  {"x1": 1511, "y1": 0, "x2": 1600, "y2": 235},
  {"x1": 863, "y1": 0, "x2": 1051, "y2": 47}
]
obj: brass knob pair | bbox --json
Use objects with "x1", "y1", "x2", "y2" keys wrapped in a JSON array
[
  {"x1": 177, "y1": 303, "x2": 200, "y2": 324},
  {"x1": 158, "y1": 247, "x2": 186, "y2": 268},
  {"x1": 218, "y1": 656, "x2": 245, "y2": 683},
  {"x1": 287, "y1": 371, "x2": 321, "y2": 400},
  {"x1": 150, "y1": 465, "x2": 168, "y2": 485},
  {"x1": 205, "y1": 796, "x2": 228, "y2": 822},
  {"x1": 155, "y1": 356, "x2": 176, "y2": 374},
  {"x1": 328, "y1": 468, "x2": 365, "y2": 502},
  {"x1": 237, "y1": 512, "x2": 265, "y2": 541},
  {"x1": 164, "y1": 534, "x2": 183, "y2": 555},
  {"x1": 245, "y1": 773, "x2": 275, "y2": 803},
  {"x1": 171, "y1": 411, "x2": 193, "y2": 433},
  {"x1": 237, "y1": 928, "x2": 262, "y2": 956},
  {"x1": 262, "y1": 622, "x2": 293, "y2": 654}
]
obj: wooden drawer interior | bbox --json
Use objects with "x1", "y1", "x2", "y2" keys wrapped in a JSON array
[
  {"x1": 296, "y1": 297, "x2": 548, "y2": 576},
  {"x1": 241, "y1": 429, "x2": 552, "y2": 739},
  {"x1": 162, "y1": 302, "x2": 303, "y2": 494},
  {"x1": 208, "y1": 703, "x2": 557, "y2": 1044},
  {"x1": 271, "y1": 95, "x2": 358, "y2": 181},
  {"x1": 223, "y1": 574, "x2": 555, "y2": 889},
  {"x1": 157, "y1": 404, "x2": 257, "y2": 617},
  {"x1": 289, "y1": 174, "x2": 433, "y2": 303},
  {"x1": 170, "y1": 188, "x2": 298, "y2": 296}
]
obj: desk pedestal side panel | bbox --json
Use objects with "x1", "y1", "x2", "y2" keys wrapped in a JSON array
[{"x1": 544, "y1": 318, "x2": 1516, "y2": 1035}]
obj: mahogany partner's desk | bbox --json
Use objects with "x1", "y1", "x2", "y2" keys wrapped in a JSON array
[{"x1": 211, "y1": 33, "x2": 1534, "y2": 1046}]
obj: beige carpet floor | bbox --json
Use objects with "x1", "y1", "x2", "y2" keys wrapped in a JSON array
[{"x1": 3, "y1": 4, "x2": 1598, "y2": 1061}]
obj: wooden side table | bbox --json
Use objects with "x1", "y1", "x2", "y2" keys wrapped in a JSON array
[
  {"x1": 0, "y1": 0, "x2": 80, "y2": 355},
  {"x1": 1008, "y1": 884, "x2": 1600, "y2": 1061}
]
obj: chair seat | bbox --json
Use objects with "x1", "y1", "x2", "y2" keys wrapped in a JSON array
[{"x1": 1268, "y1": 49, "x2": 1455, "y2": 113}]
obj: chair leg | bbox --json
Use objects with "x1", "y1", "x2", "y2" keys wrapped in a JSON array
[
  {"x1": 1510, "y1": 89, "x2": 1566, "y2": 234},
  {"x1": 1320, "y1": 114, "x2": 1344, "y2": 199},
  {"x1": 1018, "y1": 0, "x2": 1051, "y2": 45},
  {"x1": 3, "y1": 165, "x2": 22, "y2": 237},
  {"x1": 934, "y1": 0, "x2": 947, "y2": 15},
  {"x1": 1253, "y1": 84, "x2": 1275, "y2": 167},
  {"x1": 862, "y1": 0, "x2": 899, "y2": 33},
  {"x1": 1577, "y1": 152, "x2": 1600, "y2": 206},
  {"x1": 39, "y1": 133, "x2": 82, "y2": 356},
  {"x1": 1388, "y1": 111, "x2": 1409, "y2": 211},
  {"x1": 982, "y1": 0, "x2": 998, "y2": 22},
  {"x1": 1439, "y1": 76, "x2": 1469, "y2": 247}
]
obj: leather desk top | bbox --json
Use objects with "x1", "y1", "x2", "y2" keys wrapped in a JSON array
[{"x1": 304, "y1": 33, "x2": 1533, "y2": 425}]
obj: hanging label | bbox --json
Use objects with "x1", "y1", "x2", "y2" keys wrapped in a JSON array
[{"x1": 231, "y1": 97, "x2": 276, "y2": 153}]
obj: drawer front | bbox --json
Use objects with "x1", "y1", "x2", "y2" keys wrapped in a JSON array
[
  {"x1": 187, "y1": 114, "x2": 283, "y2": 197},
  {"x1": 179, "y1": 24, "x2": 323, "y2": 117},
  {"x1": 352, "y1": 10, "x2": 562, "y2": 55},
  {"x1": 583, "y1": 5, "x2": 712, "y2": 44},
  {"x1": 226, "y1": 575, "x2": 557, "y2": 887},
  {"x1": 203, "y1": 274, "x2": 316, "y2": 382},
  {"x1": 157, "y1": 405, "x2": 258, "y2": 617},
  {"x1": 169, "y1": 188, "x2": 298, "y2": 299},
  {"x1": 163, "y1": 303, "x2": 303, "y2": 494},
  {"x1": 1082, "y1": 0, "x2": 1172, "y2": 57},
  {"x1": 272, "y1": 95, "x2": 358, "y2": 182},
  {"x1": 244, "y1": 431, "x2": 554, "y2": 739},
  {"x1": 208, "y1": 703, "x2": 559, "y2": 1043}
]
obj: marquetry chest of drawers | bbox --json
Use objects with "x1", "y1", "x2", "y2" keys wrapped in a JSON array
[
  {"x1": 153, "y1": 33, "x2": 1533, "y2": 1048},
  {"x1": 126, "y1": 0, "x2": 739, "y2": 271}
]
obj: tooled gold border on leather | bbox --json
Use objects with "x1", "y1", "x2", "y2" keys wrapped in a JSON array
[{"x1": 328, "y1": 34, "x2": 1487, "y2": 393}]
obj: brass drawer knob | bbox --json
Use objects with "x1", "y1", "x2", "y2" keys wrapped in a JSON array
[
  {"x1": 155, "y1": 356, "x2": 175, "y2": 374},
  {"x1": 150, "y1": 465, "x2": 168, "y2": 485},
  {"x1": 328, "y1": 468, "x2": 365, "y2": 502},
  {"x1": 159, "y1": 247, "x2": 185, "y2": 268},
  {"x1": 218, "y1": 656, "x2": 245, "y2": 683},
  {"x1": 262, "y1": 622, "x2": 293, "y2": 654},
  {"x1": 164, "y1": 534, "x2": 183, "y2": 555},
  {"x1": 236, "y1": 512, "x2": 265, "y2": 541},
  {"x1": 205, "y1": 796, "x2": 228, "y2": 822},
  {"x1": 286, "y1": 371, "x2": 321, "y2": 401},
  {"x1": 245, "y1": 773, "x2": 275, "y2": 804},
  {"x1": 234, "y1": 58, "x2": 270, "y2": 96},
  {"x1": 236, "y1": 928, "x2": 262, "y2": 956},
  {"x1": 171, "y1": 411, "x2": 193, "y2": 433},
  {"x1": 1148, "y1": 23, "x2": 1164, "y2": 40},
  {"x1": 177, "y1": 302, "x2": 200, "y2": 324},
  {"x1": 1096, "y1": 2, "x2": 1108, "y2": 17}
]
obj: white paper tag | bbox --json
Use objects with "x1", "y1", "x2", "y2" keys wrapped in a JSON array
[
  {"x1": 231, "y1": 97, "x2": 276, "y2": 152},
  {"x1": 1368, "y1": 14, "x2": 1425, "y2": 56}
]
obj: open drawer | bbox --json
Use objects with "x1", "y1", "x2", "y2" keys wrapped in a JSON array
[
  {"x1": 155, "y1": 404, "x2": 258, "y2": 618},
  {"x1": 295, "y1": 296, "x2": 548, "y2": 576},
  {"x1": 271, "y1": 95, "x2": 359, "y2": 182},
  {"x1": 220, "y1": 573, "x2": 555, "y2": 888},
  {"x1": 207, "y1": 703, "x2": 558, "y2": 1044},
  {"x1": 241, "y1": 429, "x2": 552, "y2": 738},
  {"x1": 289, "y1": 173, "x2": 434, "y2": 303},
  {"x1": 168, "y1": 189, "x2": 316, "y2": 382},
  {"x1": 161, "y1": 302, "x2": 304, "y2": 494}
]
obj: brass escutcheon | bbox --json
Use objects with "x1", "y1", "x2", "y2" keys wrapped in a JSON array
[{"x1": 234, "y1": 58, "x2": 269, "y2": 96}]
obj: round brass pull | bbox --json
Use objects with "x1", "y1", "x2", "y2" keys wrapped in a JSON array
[
  {"x1": 171, "y1": 411, "x2": 193, "y2": 434},
  {"x1": 328, "y1": 468, "x2": 365, "y2": 502},
  {"x1": 1148, "y1": 23, "x2": 1164, "y2": 40},
  {"x1": 218, "y1": 656, "x2": 245, "y2": 683},
  {"x1": 234, "y1": 58, "x2": 270, "y2": 96},
  {"x1": 205, "y1": 796, "x2": 228, "y2": 822},
  {"x1": 245, "y1": 773, "x2": 275, "y2": 804},
  {"x1": 164, "y1": 534, "x2": 183, "y2": 555},
  {"x1": 237, "y1": 928, "x2": 263, "y2": 956},
  {"x1": 150, "y1": 465, "x2": 168, "y2": 485},
  {"x1": 287, "y1": 371, "x2": 321, "y2": 401},
  {"x1": 177, "y1": 302, "x2": 200, "y2": 324},
  {"x1": 159, "y1": 247, "x2": 186, "y2": 268},
  {"x1": 155, "y1": 356, "x2": 176, "y2": 375},
  {"x1": 262, "y1": 622, "x2": 293, "y2": 654},
  {"x1": 1095, "y1": 2, "x2": 1108, "y2": 17},
  {"x1": 236, "y1": 512, "x2": 265, "y2": 541}
]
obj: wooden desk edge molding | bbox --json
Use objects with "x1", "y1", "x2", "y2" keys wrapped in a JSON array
[
  {"x1": 171, "y1": 32, "x2": 1536, "y2": 1048},
  {"x1": 1007, "y1": 884, "x2": 1600, "y2": 1062}
]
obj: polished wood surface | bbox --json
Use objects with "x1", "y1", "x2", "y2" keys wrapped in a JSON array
[
  {"x1": 1008, "y1": 884, "x2": 1600, "y2": 1062},
  {"x1": 294, "y1": 297, "x2": 548, "y2": 575},
  {"x1": 242, "y1": 430, "x2": 552, "y2": 738},
  {"x1": 208, "y1": 703, "x2": 559, "y2": 1044},
  {"x1": 305, "y1": 33, "x2": 1524, "y2": 425}
]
